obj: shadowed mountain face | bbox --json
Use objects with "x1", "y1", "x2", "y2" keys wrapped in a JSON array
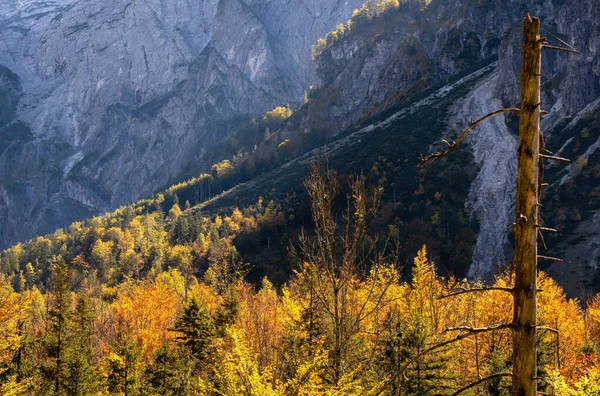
[
  {"x1": 0, "y1": 0, "x2": 365, "y2": 249},
  {"x1": 270, "y1": 0, "x2": 599, "y2": 280},
  {"x1": 195, "y1": 0, "x2": 600, "y2": 283}
]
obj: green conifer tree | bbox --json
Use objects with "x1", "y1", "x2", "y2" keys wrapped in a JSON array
[
  {"x1": 172, "y1": 298, "x2": 215, "y2": 363},
  {"x1": 214, "y1": 287, "x2": 240, "y2": 337},
  {"x1": 64, "y1": 293, "x2": 97, "y2": 395},
  {"x1": 106, "y1": 343, "x2": 140, "y2": 395},
  {"x1": 44, "y1": 257, "x2": 73, "y2": 395},
  {"x1": 379, "y1": 313, "x2": 455, "y2": 395},
  {"x1": 142, "y1": 346, "x2": 194, "y2": 395}
]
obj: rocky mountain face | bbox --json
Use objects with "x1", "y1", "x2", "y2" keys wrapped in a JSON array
[
  {"x1": 306, "y1": 0, "x2": 563, "y2": 134},
  {"x1": 0, "y1": 0, "x2": 364, "y2": 249},
  {"x1": 272, "y1": 0, "x2": 599, "y2": 282}
]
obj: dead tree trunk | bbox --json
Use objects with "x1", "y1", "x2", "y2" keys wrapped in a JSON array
[
  {"x1": 512, "y1": 15, "x2": 542, "y2": 396},
  {"x1": 389, "y1": 12, "x2": 577, "y2": 396}
]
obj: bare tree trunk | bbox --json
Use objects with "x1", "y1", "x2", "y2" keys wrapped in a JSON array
[
  {"x1": 512, "y1": 14, "x2": 542, "y2": 396},
  {"x1": 412, "y1": 12, "x2": 577, "y2": 396},
  {"x1": 55, "y1": 312, "x2": 62, "y2": 394}
]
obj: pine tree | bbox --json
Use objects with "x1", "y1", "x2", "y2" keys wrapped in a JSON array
[
  {"x1": 105, "y1": 343, "x2": 140, "y2": 395},
  {"x1": 214, "y1": 287, "x2": 240, "y2": 337},
  {"x1": 172, "y1": 298, "x2": 215, "y2": 363},
  {"x1": 44, "y1": 257, "x2": 73, "y2": 395},
  {"x1": 48, "y1": 256, "x2": 73, "y2": 394},
  {"x1": 64, "y1": 293, "x2": 96, "y2": 395},
  {"x1": 485, "y1": 349, "x2": 511, "y2": 396},
  {"x1": 379, "y1": 313, "x2": 454, "y2": 395},
  {"x1": 142, "y1": 345, "x2": 194, "y2": 395},
  {"x1": 403, "y1": 317, "x2": 454, "y2": 395}
]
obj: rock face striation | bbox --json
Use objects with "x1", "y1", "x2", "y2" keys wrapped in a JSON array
[
  {"x1": 457, "y1": 73, "x2": 518, "y2": 279},
  {"x1": 0, "y1": 0, "x2": 364, "y2": 248}
]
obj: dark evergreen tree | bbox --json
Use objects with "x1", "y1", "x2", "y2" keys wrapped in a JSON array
[
  {"x1": 142, "y1": 346, "x2": 193, "y2": 395},
  {"x1": 172, "y1": 298, "x2": 215, "y2": 362},
  {"x1": 379, "y1": 313, "x2": 454, "y2": 395},
  {"x1": 64, "y1": 292, "x2": 97, "y2": 395},
  {"x1": 106, "y1": 343, "x2": 140, "y2": 396},
  {"x1": 214, "y1": 287, "x2": 240, "y2": 337},
  {"x1": 43, "y1": 257, "x2": 73, "y2": 395},
  {"x1": 486, "y1": 349, "x2": 511, "y2": 396}
]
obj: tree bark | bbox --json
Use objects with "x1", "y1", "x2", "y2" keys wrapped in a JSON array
[{"x1": 512, "y1": 14, "x2": 541, "y2": 396}]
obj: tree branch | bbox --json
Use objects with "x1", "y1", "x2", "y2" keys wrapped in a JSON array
[
  {"x1": 450, "y1": 373, "x2": 513, "y2": 396},
  {"x1": 445, "y1": 323, "x2": 516, "y2": 334},
  {"x1": 373, "y1": 323, "x2": 515, "y2": 395},
  {"x1": 536, "y1": 226, "x2": 557, "y2": 233},
  {"x1": 418, "y1": 108, "x2": 520, "y2": 172},
  {"x1": 537, "y1": 326, "x2": 558, "y2": 334},
  {"x1": 439, "y1": 287, "x2": 514, "y2": 299},
  {"x1": 542, "y1": 45, "x2": 581, "y2": 54},
  {"x1": 537, "y1": 255, "x2": 563, "y2": 263},
  {"x1": 539, "y1": 154, "x2": 570, "y2": 163}
]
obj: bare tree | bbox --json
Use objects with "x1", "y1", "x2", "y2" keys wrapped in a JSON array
[
  {"x1": 511, "y1": 15, "x2": 542, "y2": 396},
  {"x1": 292, "y1": 161, "x2": 397, "y2": 385}
]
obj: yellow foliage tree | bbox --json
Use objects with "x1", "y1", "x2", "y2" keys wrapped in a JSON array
[
  {"x1": 106, "y1": 278, "x2": 179, "y2": 362},
  {"x1": 168, "y1": 203, "x2": 182, "y2": 219},
  {"x1": 238, "y1": 278, "x2": 283, "y2": 371},
  {"x1": 213, "y1": 326, "x2": 279, "y2": 395}
]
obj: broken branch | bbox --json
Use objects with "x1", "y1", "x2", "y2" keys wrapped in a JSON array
[
  {"x1": 540, "y1": 154, "x2": 570, "y2": 163},
  {"x1": 418, "y1": 108, "x2": 520, "y2": 171},
  {"x1": 542, "y1": 45, "x2": 581, "y2": 54},
  {"x1": 536, "y1": 226, "x2": 557, "y2": 233},
  {"x1": 538, "y1": 255, "x2": 563, "y2": 263},
  {"x1": 538, "y1": 230, "x2": 549, "y2": 250},
  {"x1": 439, "y1": 287, "x2": 514, "y2": 299},
  {"x1": 537, "y1": 326, "x2": 559, "y2": 334},
  {"x1": 445, "y1": 323, "x2": 516, "y2": 334}
]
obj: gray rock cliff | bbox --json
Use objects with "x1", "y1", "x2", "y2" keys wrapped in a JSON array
[
  {"x1": 0, "y1": 0, "x2": 364, "y2": 248},
  {"x1": 2, "y1": 0, "x2": 599, "y2": 287}
]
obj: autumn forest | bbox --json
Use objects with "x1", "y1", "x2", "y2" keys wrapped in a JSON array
[
  {"x1": 0, "y1": 162, "x2": 598, "y2": 395},
  {"x1": 1, "y1": 0, "x2": 600, "y2": 394}
]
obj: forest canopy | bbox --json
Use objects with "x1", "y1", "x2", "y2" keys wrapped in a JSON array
[{"x1": 0, "y1": 163, "x2": 598, "y2": 395}]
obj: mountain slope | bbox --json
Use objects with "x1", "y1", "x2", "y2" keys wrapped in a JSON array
[
  {"x1": 191, "y1": 0, "x2": 600, "y2": 285},
  {"x1": 0, "y1": 0, "x2": 365, "y2": 249},
  {"x1": 285, "y1": 0, "x2": 600, "y2": 283}
]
